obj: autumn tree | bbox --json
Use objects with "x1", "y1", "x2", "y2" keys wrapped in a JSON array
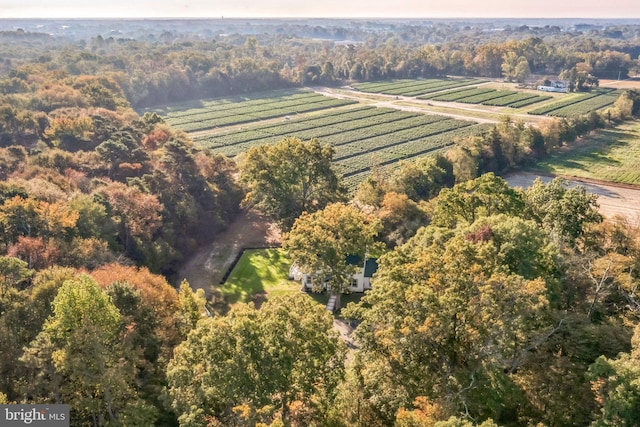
[
  {"x1": 166, "y1": 293, "x2": 346, "y2": 426},
  {"x1": 240, "y1": 137, "x2": 345, "y2": 230},
  {"x1": 21, "y1": 274, "x2": 157, "y2": 425},
  {"x1": 283, "y1": 202, "x2": 380, "y2": 309},
  {"x1": 96, "y1": 181, "x2": 163, "y2": 262},
  {"x1": 342, "y1": 217, "x2": 553, "y2": 424}
]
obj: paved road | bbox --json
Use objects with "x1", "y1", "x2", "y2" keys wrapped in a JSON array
[{"x1": 506, "y1": 172, "x2": 640, "y2": 227}]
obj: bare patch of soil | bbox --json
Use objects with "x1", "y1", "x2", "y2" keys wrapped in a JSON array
[{"x1": 175, "y1": 210, "x2": 281, "y2": 297}]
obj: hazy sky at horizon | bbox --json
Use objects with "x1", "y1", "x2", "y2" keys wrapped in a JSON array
[{"x1": 2, "y1": 0, "x2": 639, "y2": 19}]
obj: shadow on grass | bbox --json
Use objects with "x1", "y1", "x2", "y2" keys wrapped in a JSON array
[{"x1": 532, "y1": 128, "x2": 633, "y2": 176}]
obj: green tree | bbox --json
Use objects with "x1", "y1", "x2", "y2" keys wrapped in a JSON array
[
  {"x1": 283, "y1": 203, "x2": 380, "y2": 308},
  {"x1": 177, "y1": 279, "x2": 206, "y2": 337},
  {"x1": 391, "y1": 154, "x2": 455, "y2": 202},
  {"x1": 21, "y1": 274, "x2": 156, "y2": 426},
  {"x1": 0, "y1": 256, "x2": 32, "y2": 298},
  {"x1": 588, "y1": 324, "x2": 640, "y2": 426},
  {"x1": 240, "y1": 137, "x2": 345, "y2": 230},
  {"x1": 342, "y1": 215, "x2": 554, "y2": 424},
  {"x1": 524, "y1": 178, "x2": 602, "y2": 246},
  {"x1": 166, "y1": 293, "x2": 346, "y2": 426},
  {"x1": 431, "y1": 173, "x2": 524, "y2": 228}
]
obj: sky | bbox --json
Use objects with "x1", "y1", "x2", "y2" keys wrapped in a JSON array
[{"x1": 2, "y1": 0, "x2": 640, "y2": 19}]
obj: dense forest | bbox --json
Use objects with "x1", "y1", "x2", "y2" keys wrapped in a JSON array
[{"x1": 1, "y1": 18, "x2": 640, "y2": 426}]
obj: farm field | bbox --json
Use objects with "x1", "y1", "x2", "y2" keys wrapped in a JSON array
[
  {"x1": 193, "y1": 105, "x2": 489, "y2": 182},
  {"x1": 419, "y1": 86, "x2": 551, "y2": 107},
  {"x1": 155, "y1": 89, "x2": 492, "y2": 189},
  {"x1": 530, "y1": 121, "x2": 640, "y2": 185},
  {"x1": 528, "y1": 88, "x2": 622, "y2": 117},
  {"x1": 346, "y1": 79, "x2": 624, "y2": 119},
  {"x1": 351, "y1": 78, "x2": 479, "y2": 96},
  {"x1": 148, "y1": 89, "x2": 358, "y2": 132}
]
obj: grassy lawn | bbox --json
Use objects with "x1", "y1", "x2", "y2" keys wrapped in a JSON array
[
  {"x1": 220, "y1": 248, "x2": 301, "y2": 304},
  {"x1": 530, "y1": 121, "x2": 640, "y2": 185},
  {"x1": 219, "y1": 248, "x2": 367, "y2": 313}
]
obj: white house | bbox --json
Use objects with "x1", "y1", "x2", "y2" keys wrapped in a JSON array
[
  {"x1": 289, "y1": 255, "x2": 378, "y2": 293},
  {"x1": 537, "y1": 80, "x2": 568, "y2": 93}
]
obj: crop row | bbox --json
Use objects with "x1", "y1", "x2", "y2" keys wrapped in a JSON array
[
  {"x1": 166, "y1": 93, "x2": 343, "y2": 126},
  {"x1": 164, "y1": 92, "x2": 320, "y2": 121},
  {"x1": 398, "y1": 81, "x2": 480, "y2": 97},
  {"x1": 333, "y1": 119, "x2": 472, "y2": 160},
  {"x1": 207, "y1": 112, "x2": 456, "y2": 157},
  {"x1": 547, "y1": 91, "x2": 622, "y2": 117},
  {"x1": 335, "y1": 125, "x2": 490, "y2": 177},
  {"x1": 352, "y1": 78, "x2": 478, "y2": 96},
  {"x1": 169, "y1": 98, "x2": 357, "y2": 132},
  {"x1": 505, "y1": 95, "x2": 552, "y2": 108},
  {"x1": 527, "y1": 89, "x2": 615, "y2": 115},
  {"x1": 351, "y1": 79, "x2": 455, "y2": 92},
  {"x1": 194, "y1": 106, "x2": 383, "y2": 146},
  {"x1": 481, "y1": 92, "x2": 540, "y2": 106},
  {"x1": 382, "y1": 80, "x2": 478, "y2": 96},
  {"x1": 290, "y1": 114, "x2": 447, "y2": 143},
  {"x1": 197, "y1": 107, "x2": 414, "y2": 148},
  {"x1": 424, "y1": 87, "x2": 495, "y2": 101},
  {"x1": 455, "y1": 90, "x2": 518, "y2": 104},
  {"x1": 145, "y1": 88, "x2": 310, "y2": 114}
]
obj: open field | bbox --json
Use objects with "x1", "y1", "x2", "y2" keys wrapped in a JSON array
[
  {"x1": 351, "y1": 78, "x2": 479, "y2": 96},
  {"x1": 148, "y1": 89, "x2": 358, "y2": 132},
  {"x1": 220, "y1": 248, "x2": 363, "y2": 311},
  {"x1": 158, "y1": 82, "x2": 623, "y2": 192},
  {"x1": 530, "y1": 121, "x2": 640, "y2": 185},
  {"x1": 600, "y1": 78, "x2": 640, "y2": 89},
  {"x1": 420, "y1": 86, "x2": 551, "y2": 108},
  {"x1": 527, "y1": 88, "x2": 621, "y2": 117},
  {"x1": 196, "y1": 105, "x2": 488, "y2": 180},
  {"x1": 150, "y1": 90, "x2": 493, "y2": 188}
]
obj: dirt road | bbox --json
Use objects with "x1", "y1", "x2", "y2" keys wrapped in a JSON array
[{"x1": 505, "y1": 172, "x2": 640, "y2": 226}]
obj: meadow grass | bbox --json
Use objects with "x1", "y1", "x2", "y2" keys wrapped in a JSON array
[{"x1": 531, "y1": 121, "x2": 640, "y2": 185}]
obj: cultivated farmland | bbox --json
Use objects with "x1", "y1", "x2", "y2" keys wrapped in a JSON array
[
  {"x1": 150, "y1": 89, "x2": 358, "y2": 132},
  {"x1": 419, "y1": 86, "x2": 551, "y2": 107},
  {"x1": 156, "y1": 89, "x2": 490, "y2": 189},
  {"x1": 192, "y1": 105, "x2": 488, "y2": 183},
  {"x1": 528, "y1": 89, "x2": 622, "y2": 117},
  {"x1": 351, "y1": 78, "x2": 479, "y2": 97}
]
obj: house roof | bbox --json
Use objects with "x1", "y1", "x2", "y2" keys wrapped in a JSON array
[
  {"x1": 364, "y1": 258, "x2": 378, "y2": 278},
  {"x1": 345, "y1": 255, "x2": 378, "y2": 278}
]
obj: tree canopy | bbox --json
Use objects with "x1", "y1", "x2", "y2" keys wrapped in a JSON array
[
  {"x1": 166, "y1": 293, "x2": 346, "y2": 426},
  {"x1": 240, "y1": 137, "x2": 345, "y2": 230}
]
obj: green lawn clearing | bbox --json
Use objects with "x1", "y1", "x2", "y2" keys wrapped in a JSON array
[
  {"x1": 531, "y1": 121, "x2": 640, "y2": 185},
  {"x1": 220, "y1": 248, "x2": 300, "y2": 304},
  {"x1": 219, "y1": 248, "x2": 368, "y2": 313}
]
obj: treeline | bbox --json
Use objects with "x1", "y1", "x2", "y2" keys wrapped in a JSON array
[
  {"x1": 1, "y1": 23, "x2": 639, "y2": 108},
  {"x1": 0, "y1": 65, "x2": 243, "y2": 277}
]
